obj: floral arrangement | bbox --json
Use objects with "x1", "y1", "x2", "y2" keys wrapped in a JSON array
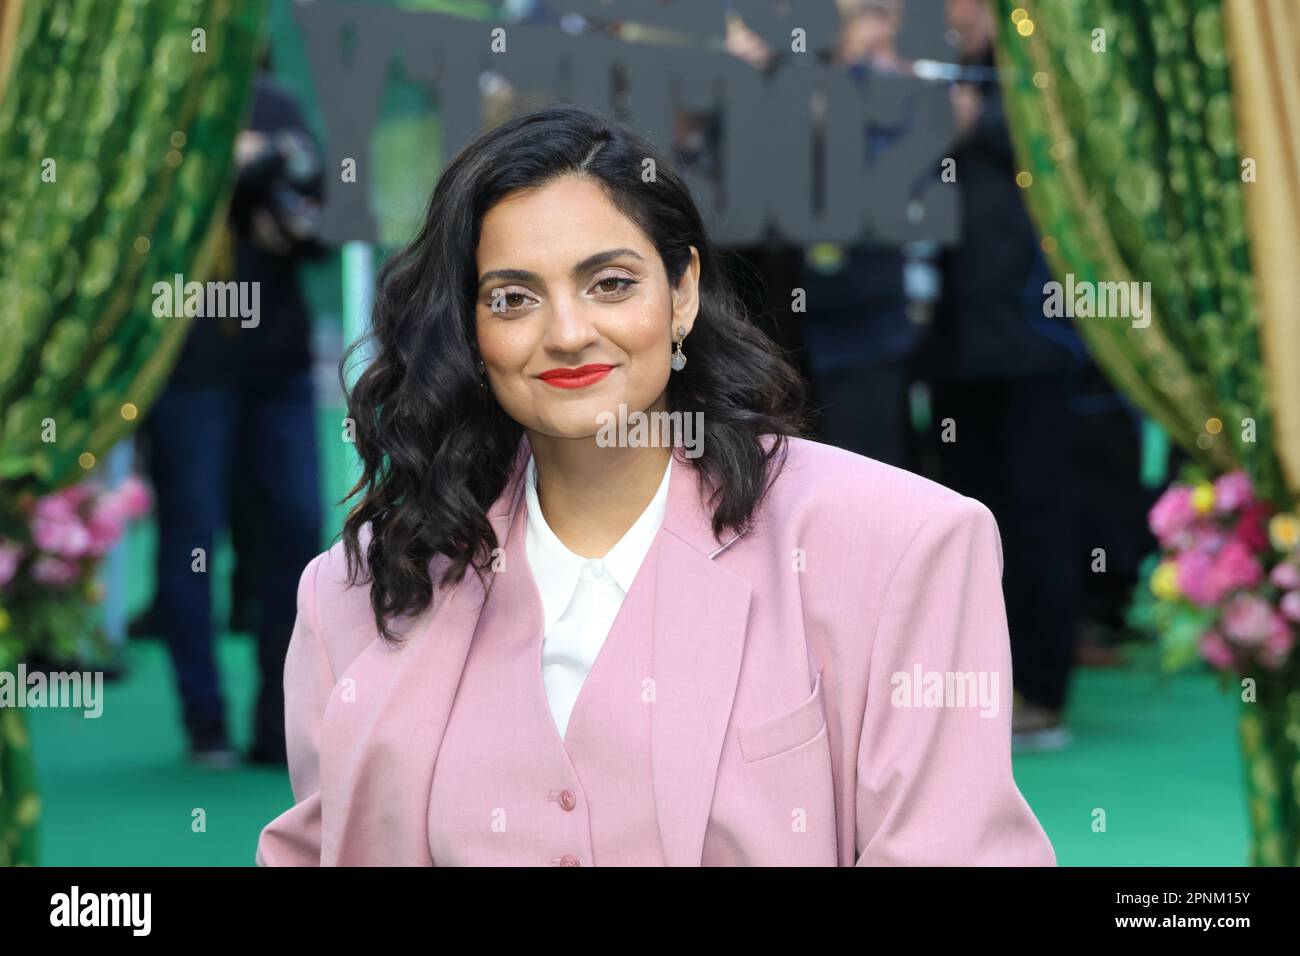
[
  {"x1": 1132, "y1": 469, "x2": 1300, "y2": 674},
  {"x1": 0, "y1": 476, "x2": 151, "y2": 669}
]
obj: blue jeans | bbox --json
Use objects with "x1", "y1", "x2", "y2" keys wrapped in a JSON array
[{"x1": 144, "y1": 369, "x2": 322, "y2": 747}]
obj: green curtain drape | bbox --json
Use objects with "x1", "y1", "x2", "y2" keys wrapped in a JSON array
[
  {"x1": 990, "y1": 0, "x2": 1283, "y2": 504},
  {"x1": 0, "y1": 707, "x2": 38, "y2": 866},
  {"x1": 990, "y1": 0, "x2": 1297, "y2": 865},
  {"x1": 0, "y1": 0, "x2": 268, "y2": 489},
  {"x1": 0, "y1": 0, "x2": 268, "y2": 866}
]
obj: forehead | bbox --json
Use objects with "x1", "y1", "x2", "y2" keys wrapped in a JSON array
[{"x1": 476, "y1": 175, "x2": 653, "y2": 267}]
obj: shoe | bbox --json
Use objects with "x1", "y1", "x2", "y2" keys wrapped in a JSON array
[
  {"x1": 1075, "y1": 620, "x2": 1126, "y2": 668},
  {"x1": 187, "y1": 717, "x2": 238, "y2": 769},
  {"x1": 1011, "y1": 691, "x2": 1071, "y2": 753}
]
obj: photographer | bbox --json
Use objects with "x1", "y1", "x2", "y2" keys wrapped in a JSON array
[
  {"x1": 925, "y1": 0, "x2": 1083, "y2": 750},
  {"x1": 141, "y1": 65, "x2": 328, "y2": 767}
]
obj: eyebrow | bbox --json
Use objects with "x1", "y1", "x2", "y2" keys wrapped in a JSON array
[{"x1": 477, "y1": 248, "x2": 645, "y2": 289}]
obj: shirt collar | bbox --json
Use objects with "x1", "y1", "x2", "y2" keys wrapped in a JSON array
[{"x1": 524, "y1": 453, "x2": 673, "y2": 631}]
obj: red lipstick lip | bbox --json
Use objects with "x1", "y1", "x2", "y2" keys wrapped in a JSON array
[{"x1": 538, "y1": 364, "x2": 614, "y2": 388}]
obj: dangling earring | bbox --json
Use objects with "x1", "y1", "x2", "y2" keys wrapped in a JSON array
[
  {"x1": 671, "y1": 326, "x2": 687, "y2": 371},
  {"x1": 477, "y1": 358, "x2": 487, "y2": 391}
]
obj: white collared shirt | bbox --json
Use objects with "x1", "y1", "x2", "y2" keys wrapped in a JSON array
[{"x1": 524, "y1": 453, "x2": 673, "y2": 741}]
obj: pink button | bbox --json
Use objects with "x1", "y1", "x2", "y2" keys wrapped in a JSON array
[
  {"x1": 559, "y1": 789, "x2": 577, "y2": 811},
  {"x1": 559, "y1": 854, "x2": 581, "y2": 867}
]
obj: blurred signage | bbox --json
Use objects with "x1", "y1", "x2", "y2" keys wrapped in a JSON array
[{"x1": 297, "y1": 0, "x2": 959, "y2": 246}]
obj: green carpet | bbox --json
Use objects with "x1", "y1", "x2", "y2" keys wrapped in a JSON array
[
  {"x1": 27, "y1": 647, "x2": 1250, "y2": 865},
  {"x1": 29, "y1": 637, "x2": 293, "y2": 866},
  {"x1": 1012, "y1": 666, "x2": 1249, "y2": 865}
]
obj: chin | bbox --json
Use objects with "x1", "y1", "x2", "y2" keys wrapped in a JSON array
[{"x1": 534, "y1": 409, "x2": 618, "y2": 440}]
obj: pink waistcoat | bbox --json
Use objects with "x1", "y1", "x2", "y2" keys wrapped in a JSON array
[{"x1": 428, "y1": 498, "x2": 667, "y2": 866}]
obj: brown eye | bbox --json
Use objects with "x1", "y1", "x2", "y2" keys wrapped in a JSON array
[
  {"x1": 594, "y1": 277, "x2": 635, "y2": 295},
  {"x1": 488, "y1": 289, "x2": 533, "y2": 313}
]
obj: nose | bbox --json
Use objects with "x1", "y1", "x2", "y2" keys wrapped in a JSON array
[{"x1": 542, "y1": 292, "x2": 600, "y2": 356}]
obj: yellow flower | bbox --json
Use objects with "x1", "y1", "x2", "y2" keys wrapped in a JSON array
[
  {"x1": 1191, "y1": 482, "x2": 1216, "y2": 515},
  {"x1": 15, "y1": 793, "x2": 41, "y2": 828},
  {"x1": 1269, "y1": 513, "x2": 1300, "y2": 552},
  {"x1": 1, "y1": 709, "x2": 28, "y2": 747},
  {"x1": 1151, "y1": 561, "x2": 1181, "y2": 600}
]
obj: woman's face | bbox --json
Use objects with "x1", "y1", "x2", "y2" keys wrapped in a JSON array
[{"x1": 474, "y1": 174, "x2": 699, "y2": 441}]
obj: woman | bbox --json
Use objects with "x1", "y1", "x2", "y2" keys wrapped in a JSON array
[{"x1": 256, "y1": 105, "x2": 1055, "y2": 866}]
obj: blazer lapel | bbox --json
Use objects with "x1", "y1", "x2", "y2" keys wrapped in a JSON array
[
  {"x1": 319, "y1": 441, "x2": 530, "y2": 865},
  {"x1": 650, "y1": 449, "x2": 753, "y2": 866}
]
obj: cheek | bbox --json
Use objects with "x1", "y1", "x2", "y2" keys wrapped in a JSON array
[
  {"x1": 619, "y1": 290, "x2": 674, "y2": 357},
  {"x1": 476, "y1": 313, "x2": 533, "y2": 372},
  {"x1": 613, "y1": 294, "x2": 674, "y2": 406}
]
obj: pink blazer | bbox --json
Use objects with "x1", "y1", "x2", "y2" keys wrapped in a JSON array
[{"x1": 256, "y1": 434, "x2": 1056, "y2": 866}]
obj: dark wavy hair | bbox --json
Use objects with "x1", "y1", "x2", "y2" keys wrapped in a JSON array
[{"x1": 339, "y1": 104, "x2": 809, "y2": 643}]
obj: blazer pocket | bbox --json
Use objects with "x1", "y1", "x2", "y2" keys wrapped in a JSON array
[{"x1": 737, "y1": 669, "x2": 827, "y2": 764}]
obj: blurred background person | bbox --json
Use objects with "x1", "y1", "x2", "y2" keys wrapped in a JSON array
[
  {"x1": 140, "y1": 64, "x2": 327, "y2": 767},
  {"x1": 715, "y1": 8, "x2": 814, "y2": 430},
  {"x1": 800, "y1": 0, "x2": 922, "y2": 468},
  {"x1": 923, "y1": 0, "x2": 1085, "y2": 750}
]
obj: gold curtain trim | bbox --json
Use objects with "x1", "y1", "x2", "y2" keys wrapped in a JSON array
[
  {"x1": 1225, "y1": 0, "x2": 1300, "y2": 502},
  {"x1": 0, "y1": 0, "x2": 24, "y2": 106}
]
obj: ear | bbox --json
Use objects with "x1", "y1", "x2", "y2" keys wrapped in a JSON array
[{"x1": 669, "y1": 246, "x2": 702, "y2": 338}]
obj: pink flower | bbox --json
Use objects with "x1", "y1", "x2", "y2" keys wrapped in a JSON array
[
  {"x1": 1199, "y1": 630, "x2": 1236, "y2": 670},
  {"x1": 1232, "y1": 501, "x2": 1272, "y2": 553},
  {"x1": 79, "y1": 477, "x2": 152, "y2": 556},
  {"x1": 33, "y1": 491, "x2": 75, "y2": 522},
  {"x1": 1178, "y1": 540, "x2": 1264, "y2": 606},
  {"x1": 1221, "y1": 593, "x2": 1279, "y2": 646},
  {"x1": 0, "y1": 539, "x2": 23, "y2": 589},
  {"x1": 1214, "y1": 471, "x2": 1254, "y2": 514},
  {"x1": 31, "y1": 493, "x2": 93, "y2": 559},
  {"x1": 1149, "y1": 485, "x2": 1196, "y2": 546},
  {"x1": 85, "y1": 505, "x2": 125, "y2": 557},
  {"x1": 1214, "y1": 540, "x2": 1266, "y2": 593},
  {"x1": 30, "y1": 554, "x2": 81, "y2": 587},
  {"x1": 56, "y1": 481, "x2": 101, "y2": 511},
  {"x1": 1280, "y1": 590, "x2": 1300, "y2": 623},
  {"x1": 112, "y1": 476, "x2": 152, "y2": 520},
  {"x1": 1270, "y1": 562, "x2": 1300, "y2": 591},
  {"x1": 1189, "y1": 525, "x2": 1228, "y2": 554},
  {"x1": 1176, "y1": 549, "x2": 1215, "y2": 604},
  {"x1": 1260, "y1": 621, "x2": 1296, "y2": 669}
]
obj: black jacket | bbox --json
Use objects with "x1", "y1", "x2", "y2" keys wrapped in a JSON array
[
  {"x1": 168, "y1": 74, "x2": 327, "y2": 390},
  {"x1": 929, "y1": 47, "x2": 1078, "y2": 382}
]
